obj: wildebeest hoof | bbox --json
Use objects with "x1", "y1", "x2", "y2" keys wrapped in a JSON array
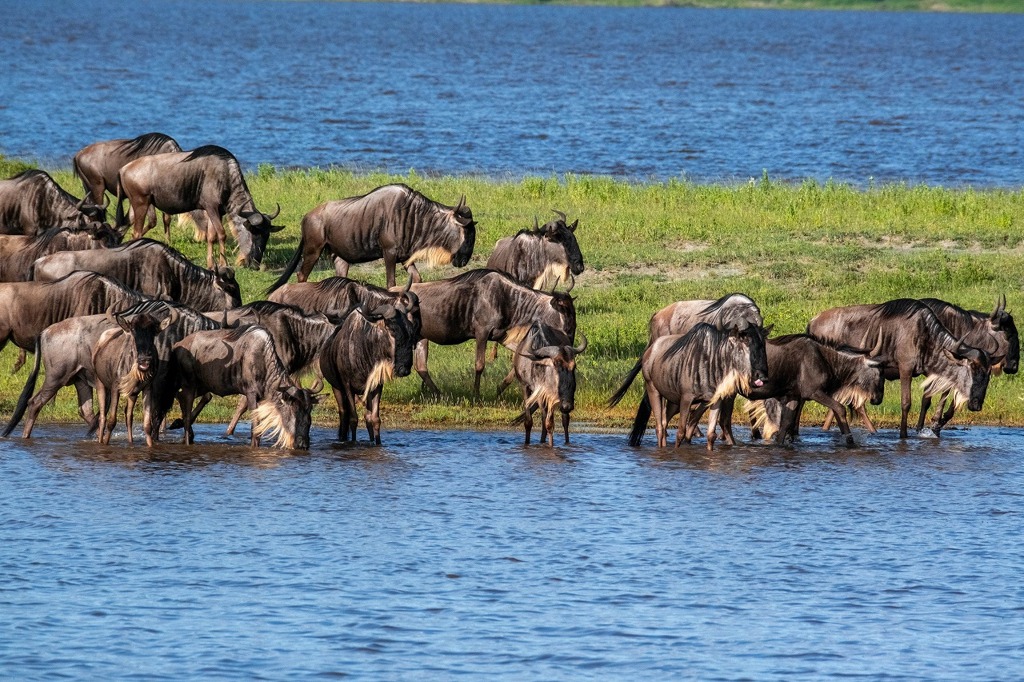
[{"x1": 918, "y1": 427, "x2": 939, "y2": 439}]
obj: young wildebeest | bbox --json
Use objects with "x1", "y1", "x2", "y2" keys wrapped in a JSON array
[
  {"x1": 173, "y1": 326, "x2": 320, "y2": 449},
  {"x1": 740, "y1": 335, "x2": 886, "y2": 447},
  {"x1": 92, "y1": 310, "x2": 169, "y2": 444},
  {"x1": 613, "y1": 323, "x2": 768, "y2": 451},
  {"x1": 0, "y1": 224, "x2": 120, "y2": 282},
  {"x1": 486, "y1": 211, "x2": 584, "y2": 290},
  {"x1": 509, "y1": 323, "x2": 587, "y2": 446},
  {"x1": 267, "y1": 183, "x2": 476, "y2": 290},
  {"x1": 32, "y1": 238, "x2": 241, "y2": 312},
  {"x1": 0, "y1": 170, "x2": 107, "y2": 236},
  {"x1": 406, "y1": 269, "x2": 576, "y2": 398},
  {"x1": 115, "y1": 145, "x2": 283, "y2": 269},
  {"x1": 808, "y1": 299, "x2": 992, "y2": 438},
  {"x1": 320, "y1": 300, "x2": 420, "y2": 445}
]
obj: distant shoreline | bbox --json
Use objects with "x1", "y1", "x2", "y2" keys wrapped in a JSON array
[{"x1": 339, "y1": 0, "x2": 1022, "y2": 13}]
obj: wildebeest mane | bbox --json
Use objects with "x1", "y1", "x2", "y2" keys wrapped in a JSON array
[
  {"x1": 238, "y1": 300, "x2": 308, "y2": 318},
  {"x1": 310, "y1": 276, "x2": 389, "y2": 297},
  {"x1": 184, "y1": 145, "x2": 237, "y2": 163},
  {"x1": 117, "y1": 133, "x2": 181, "y2": 158}
]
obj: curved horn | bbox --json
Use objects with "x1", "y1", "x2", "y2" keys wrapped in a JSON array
[
  {"x1": 565, "y1": 273, "x2": 575, "y2": 293},
  {"x1": 572, "y1": 332, "x2": 588, "y2": 355},
  {"x1": 455, "y1": 194, "x2": 466, "y2": 212},
  {"x1": 533, "y1": 215, "x2": 539, "y2": 231},
  {"x1": 551, "y1": 209, "x2": 567, "y2": 222},
  {"x1": 403, "y1": 275, "x2": 413, "y2": 294},
  {"x1": 266, "y1": 203, "x2": 281, "y2": 221}
]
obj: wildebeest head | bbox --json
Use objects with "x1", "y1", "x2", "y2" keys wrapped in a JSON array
[
  {"x1": 114, "y1": 310, "x2": 170, "y2": 378},
  {"x1": 84, "y1": 221, "x2": 122, "y2": 248},
  {"x1": 213, "y1": 266, "x2": 243, "y2": 309},
  {"x1": 396, "y1": 280, "x2": 422, "y2": 338},
  {"x1": 989, "y1": 295, "x2": 1018, "y2": 374},
  {"x1": 253, "y1": 385, "x2": 321, "y2": 450},
  {"x1": 363, "y1": 301, "x2": 420, "y2": 378},
  {"x1": 727, "y1": 321, "x2": 770, "y2": 387},
  {"x1": 236, "y1": 203, "x2": 283, "y2": 269},
  {"x1": 543, "y1": 210, "x2": 584, "y2": 275},
  {"x1": 449, "y1": 195, "x2": 476, "y2": 267},
  {"x1": 926, "y1": 342, "x2": 992, "y2": 413},
  {"x1": 75, "y1": 196, "x2": 108, "y2": 224},
  {"x1": 530, "y1": 333, "x2": 588, "y2": 413}
]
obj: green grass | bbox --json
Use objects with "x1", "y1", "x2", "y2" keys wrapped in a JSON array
[{"x1": 1, "y1": 163, "x2": 1023, "y2": 434}]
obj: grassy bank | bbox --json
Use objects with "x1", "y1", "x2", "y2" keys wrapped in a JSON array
[{"x1": 1, "y1": 161, "x2": 1022, "y2": 434}]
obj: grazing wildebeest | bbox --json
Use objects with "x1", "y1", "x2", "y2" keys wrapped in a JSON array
[
  {"x1": 92, "y1": 310, "x2": 168, "y2": 444},
  {"x1": 509, "y1": 323, "x2": 587, "y2": 446},
  {"x1": 612, "y1": 323, "x2": 768, "y2": 451},
  {"x1": 486, "y1": 211, "x2": 584, "y2": 290},
  {"x1": 405, "y1": 269, "x2": 576, "y2": 398},
  {"x1": 0, "y1": 170, "x2": 107, "y2": 236},
  {"x1": 740, "y1": 334, "x2": 886, "y2": 447},
  {"x1": 0, "y1": 224, "x2": 120, "y2": 282},
  {"x1": 267, "y1": 183, "x2": 476, "y2": 291},
  {"x1": 73, "y1": 132, "x2": 182, "y2": 205},
  {"x1": 913, "y1": 296, "x2": 1019, "y2": 434},
  {"x1": 268, "y1": 276, "x2": 421, "y2": 335},
  {"x1": 808, "y1": 299, "x2": 992, "y2": 438},
  {"x1": 320, "y1": 299, "x2": 420, "y2": 445},
  {"x1": 173, "y1": 326, "x2": 320, "y2": 448},
  {"x1": 32, "y1": 238, "x2": 242, "y2": 311},
  {"x1": 115, "y1": 145, "x2": 282, "y2": 269}
]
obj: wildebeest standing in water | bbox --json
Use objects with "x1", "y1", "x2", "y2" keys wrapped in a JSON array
[
  {"x1": 0, "y1": 224, "x2": 120, "y2": 282},
  {"x1": 32, "y1": 238, "x2": 242, "y2": 312},
  {"x1": 486, "y1": 211, "x2": 584, "y2": 290},
  {"x1": 0, "y1": 170, "x2": 107, "y2": 236},
  {"x1": 115, "y1": 145, "x2": 282, "y2": 269},
  {"x1": 405, "y1": 269, "x2": 576, "y2": 398},
  {"x1": 173, "y1": 325, "x2": 320, "y2": 449},
  {"x1": 612, "y1": 323, "x2": 769, "y2": 451},
  {"x1": 808, "y1": 298, "x2": 992, "y2": 438},
  {"x1": 509, "y1": 323, "x2": 587, "y2": 446},
  {"x1": 320, "y1": 298, "x2": 421, "y2": 445},
  {"x1": 266, "y1": 183, "x2": 476, "y2": 291}
]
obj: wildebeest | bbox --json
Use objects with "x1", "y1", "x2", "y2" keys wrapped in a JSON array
[
  {"x1": 741, "y1": 334, "x2": 886, "y2": 447},
  {"x1": 73, "y1": 132, "x2": 182, "y2": 206},
  {"x1": 267, "y1": 183, "x2": 476, "y2": 291},
  {"x1": 509, "y1": 323, "x2": 587, "y2": 446},
  {"x1": 115, "y1": 145, "x2": 282, "y2": 269},
  {"x1": 0, "y1": 224, "x2": 120, "y2": 282},
  {"x1": 405, "y1": 269, "x2": 576, "y2": 398},
  {"x1": 173, "y1": 325, "x2": 320, "y2": 449},
  {"x1": 808, "y1": 299, "x2": 992, "y2": 438},
  {"x1": 320, "y1": 300, "x2": 420, "y2": 444},
  {"x1": 612, "y1": 323, "x2": 769, "y2": 451},
  {"x1": 0, "y1": 170, "x2": 107, "y2": 236},
  {"x1": 268, "y1": 275, "x2": 421, "y2": 335},
  {"x1": 32, "y1": 238, "x2": 242, "y2": 311},
  {"x1": 92, "y1": 310, "x2": 168, "y2": 444},
  {"x1": 486, "y1": 211, "x2": 584, "y2": 290}
]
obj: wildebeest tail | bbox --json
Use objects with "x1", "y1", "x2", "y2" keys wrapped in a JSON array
[
  {"x1": 608, "y1": 358, "x2": 642, "y2": 407},
  {"x1": 627, "y1": 394, "x2": 651, "y2": 447},
  {"x1": 266, "y1": 236, "x2": 304, "y2": 295},
  {"x1": 2, "y1": 338, "x2": 41, "y2": 437}
]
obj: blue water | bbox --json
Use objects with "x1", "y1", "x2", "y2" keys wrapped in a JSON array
[
  {"x1": 0, "y1": 1, "x2": 1022, "y2": 185},
  {"x1": 2, "y1": 424, "x2": 1024, "y2": 679}
]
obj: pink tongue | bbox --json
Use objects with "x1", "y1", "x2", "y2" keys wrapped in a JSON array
[{"x1": 754, "y1": 379, "x2": 764, "y2": 387}]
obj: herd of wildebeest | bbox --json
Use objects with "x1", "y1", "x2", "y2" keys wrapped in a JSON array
[{"x1": 0, "y1": 133, "x2": 1017, "y2": 450}]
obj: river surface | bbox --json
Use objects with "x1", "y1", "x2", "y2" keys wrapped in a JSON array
[
  {"x1": 2, "y1": 424, "x2": 1024, "y2": 679},
  {"x1": 1, "y1": 1, "x2": 1022, "y2": 185}
]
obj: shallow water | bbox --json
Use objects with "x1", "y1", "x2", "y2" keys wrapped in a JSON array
[
  {"x1": 2, "y1": 424, "x2": 1023, "y2": 679},
  {"x1": 1, "y1": 2, "x2": 1022, "y2": 185}
]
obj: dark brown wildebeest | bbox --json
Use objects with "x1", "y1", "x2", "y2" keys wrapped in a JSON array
[
  {"x1": 73, "y1": 132, "x2": 182, "y2": 206},
  {"x1": 486, "y1": 211, "x2": 584, "y2": 290},
  {"x1": 319, "y1": 299, "x2": 420, "y2": 445},
  {"x1": 92, "y1": 310, "x2": 169, "y2": 444},
  {"x1": 613, "y1": 322, "x2": 769, "y2": 451},
  {"x1": 0, "y1": 224, "x2": 120, "y2": 282},
  {"x1": 173, "y1": 325, "x2": 320, "y2": 449},
  {"x1": 32, "y1": 238, "x2": 242, "y2": 311},
  {"x1": 0, "y1": 170, "x2": 107, "y2": 236},
  {"x1": 739, "y1": 334, "x2": 886, "y2": 447},
  {"x1": 267, "y1": 183, "x2": 476, "y2": 291},
  {"x1": 807, "y1": 298, "x2": 992, "y2": 438},
  {"x1": 508, "y1": 323, "x2": 587, "y2": 446},
  {"x1": 404, "y1": 269, "x2": 576, "y2": 398},
  {"x1": 267, "y1": 276, "x2": 421, "y2": 336},
  {"x1": 913, "y1": 296, "x2": 1019, "y2": 435},
  {"x1": 115, "y1": 145, "x2": 282, "y2": 269}
]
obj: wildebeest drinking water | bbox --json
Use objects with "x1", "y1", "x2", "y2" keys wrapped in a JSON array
[
  {"x1": 486, "y1": 211, "x2": 584, "y2": 290},
  {"x1": 0, "y1": 224, "x2": 120, "y2": 282},
  {"x1": 115, "y1": 145, "x2": 283, "y2": 269},
  {"x1": 266, "y1": 183, "x2": 476, "y2": 291},
  {"x1": 0, "y1": 170, "x2": 107, "y2": 236}
]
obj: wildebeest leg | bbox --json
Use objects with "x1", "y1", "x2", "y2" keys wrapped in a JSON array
[
  {"x1": 161, "y1": 210, "x2": 172, "y2": 242},
  {"x1": 932, "y1": 396, "x2": 957, "y2": 435},
  {"x1": 720, "y1": 397, "x2": 737, "y2": 445},
  {"x1": 814, "y1": 391, "x2": 855, "y2": 447},
  {"x1": 775, "y1": 399, "x2": 798, "y2": 445},
  {"x1": 561, "y1": 410, "x2": 571, "y2": 445},
  {"x1": 12, "y1": 348, "x2": 27, "y2": 374},
  {"x1": 473, "y1": 337, "x2": 489, "y2": 400},
  {"x1": 204, "y1": 210, "x2": 228, "y2": 269},
  {"x1": 365, "y1": 389, "x2": 382, "y2": 445},
  {"x1": 822, "y1": 410, "x2": 835, "y2": 431},
  {"x1": 854, "y1": 405, "x2": 877, "y2": 433},
  {"x1": 298, "y1": 238, "x2": 326, "y2": 283},
  {"x1": 645, "y1": 384, "x2": 665, "y2": 448},
  {"x1": 330, "y1": 387, "x2": 345, "y2": 440},
  {"x1": 899, "y1": 371, "x2": 913, "y2": 438},
  {"x1": 404, "y1": 262, "x2": 422, "y2": 285},
  {"x1": 414, "y1": 339, "x2": 441, "y2": 396},
  {"x1": 673, "y1": 400, "x2": 691, "y2": 448},
  {"x1": 100, "y1": 385, "x2": 119, "y2": 445},
  {"x1": 684, "y1": 402, "x2": 708, "y2": 443},
  {"x1": 95, "y1": 381, "x2": 109, "y2": 444},
  {"x1": 178, "y1": 389, "x2": 196, "y2": 445},
  {"x1": 496, "y1": 367, "x2": 516, "y2": 397},
  {"x1": 332, "y1": 255, "x2": 349, "y2": 278},
  {"x1": 130, "y1": 197, "x2": 152, "y2": 239},
  {"x1": 125, "y1": 393, "x2": 137, "y2": 446},
  {"x1": 523, "y1": 404, "x2": 538, "y2": 445},
  {"x1": 346, "y1": 388, "x2": 359, "y2": 441},
  {"x1": 543, "y1": 405, "x2": 557, "y2": 447},
  {"x1": 705, "y1": 400, "x2": 723, "y2": 452},
  {"x1": 383, "y1": 253, "x2": 399, "y2": 289},
  {"x1": 225, "y1": 396, "x2": 247, "y2": 436},
  {"x1": 539, "y1": 404, "x2": 549, "y2": 446},
  {"x1": 917, "y1": 393, "x2": 933, "y2": 431},
  {"x1": 247, "y1": 393, "x2": 262, "y2": 447}
]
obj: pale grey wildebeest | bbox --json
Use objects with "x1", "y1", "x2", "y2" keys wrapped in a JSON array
[
  {"x1": 486, "y1": 211, "x2": 584, "y2": 291},
  {"x1": 0, "y1": 170, "x2": 107, "y2": 236},
  {"x1": 32, "y1": 238, "x2": 241, "y2": 312},
  {"x1": 508, "y1": 322, "x2": 588, "y2": 446},
  {"x1": 612, "y1": 323, "x2": 770, "y2": 451},
  {"x1": 173, "y1": 325, "x2": 320, "y2": 449},
  {"x1": 0, "y1": 224, "x2": 120, "y2": 282},
  {"x1": 115, "y1": 145, "x2": 282, "y2": 269},
  {"x1": 808, "y1": 298, "x2": 992, "y2": 438},
  {"x1": 266, "y1": 183, "x2": 476, "y2": 291}
]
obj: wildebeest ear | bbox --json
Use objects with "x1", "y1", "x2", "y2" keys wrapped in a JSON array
[
  {"x1": 115, "y1": 314, "x2": 132, "y2": 334},
  {"x1": 762, "y1": 324, "x2": 774, "y2": 336},
  {"x1": 568, "y1": 219, "x2": 578, "y2": 232},
  {"x1": 217, "y1": 266, "x2": 236, "y2": 281}
]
